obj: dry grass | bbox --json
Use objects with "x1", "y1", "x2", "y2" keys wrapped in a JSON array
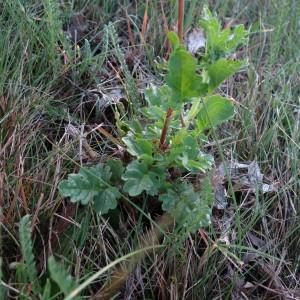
[{"x1": 0, "y1": 0, "x2": 299, "y2": 299}]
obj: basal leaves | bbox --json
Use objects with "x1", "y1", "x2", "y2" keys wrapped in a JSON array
[
  {"x1": 58, "y1": 164, "x2": 121, "y2": 214},
  {"x1": 58, "y1": 7, "x2": 247, "y2": 235},
  {"x1": 159, "y1": 179, "x2": 213, "y2": 232},
  {"x1": 122, "y1": 160, "x2": 165, "y2": 197}
]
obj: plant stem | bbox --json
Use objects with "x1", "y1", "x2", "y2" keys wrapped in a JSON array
[
  {"x1": 159, "y1": 107, "x2": 173, "y2": 150},
  {"x1": 178, "y1": 0, "x2": 184, "y2": 42},
  {"x1": 180, "y1": 112, "x2": 186, "y2": 128}
]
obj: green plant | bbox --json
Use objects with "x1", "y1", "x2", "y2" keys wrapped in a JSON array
[
  {"x1": 15, "y1": 215, "x2": 82, "y2": 299},
  {"x1": 48, "y1": 256, "x2": 80, "y2": 299},
  {"x1": 59, "y1": 6, "x2": 248, "y2": 233},
  {"x1": 19, "y1": 215, "x2": 41, "y2": 297}
]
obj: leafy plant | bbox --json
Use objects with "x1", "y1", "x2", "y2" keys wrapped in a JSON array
[
  {"x1": 59, "y1": 162, "x2": 122, "y2": 214},
  {"x1": 19, "y1": 215, "x2": 41, "y2": 296},
  {"x1": 58, "y1": 6, "x2": 247, "y2": 233},
  {"x1": 48, "y1": 256, "x2": 80, "y2": 299},
  {"x1": 199, "y1": 5, "x2": 248, "y2": 62}
]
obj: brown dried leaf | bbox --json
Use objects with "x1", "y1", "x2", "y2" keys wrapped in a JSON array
[{"x1": 218, "y1": 161, "x2": 279, "y2": 194}]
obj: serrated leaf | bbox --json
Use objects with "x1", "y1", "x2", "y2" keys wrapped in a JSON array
[
  {"x1": 159, "y1": 181, "x2": 212, "y2": 232},
  {"x1": 141, "y1": 105, "x2": 166, "y2": 122},
  {"x1": 199, "y1": 5, "x2": 248, "y2": 61},
  {"x1": 123, "y1": 135, "x2": 153, "y2": 159},
  {"x1": 144, "y1": 85, "x2": 173, "y2": 110},
  {"x1": 178, "y1": 152, "x2": 214, "y2": 173},
  {"x1": 122, "y1": 160, "x2": 164, "y2": 196},
  {"x1": 227, "y1": 24, "x2": 248, "y2": 50},
  {"x1": 207, "y1": 59, "x2": 241, "y2": 91},
  {"x1": 106, "y1": 159, "x2": 124, "y2": 183},
  {"x1": 59, "y1": 165, "x2": 110, "y2": 205},
  {"x1": 93, "y1": 187, "x2": 119, "y2": 214},
  {"x1": 179, "y1": 135, "x2": 199, "y2": 158},
  {"x1": 127, "y1": 119, "x2": 143, "y2": 134},
  {"x1": 169, "y1": 134, "x2": 214, "y2": 172},
  {"x1": 200, "y1": 176, "x2": 214, "y2": 207},
  {"x1": 19, "y1": 215, "x2": 41, "y2": 293},
  {"x1": 59, "y1": 174, "x2": 95, "y2": 205},
  {"x1": 58, "y1": 164, "x2": 121, "y2": 215},
  {"x1": 166, "y1": 48, "x2": 208, "y2": 101},
  {"x1": 197, "y1": 95, "x2": 235, "y2": 131}
]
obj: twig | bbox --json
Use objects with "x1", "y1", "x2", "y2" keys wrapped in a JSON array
[
  {"x1": 96, "y1": 126, "x2": 124, "y2": 148},
  {"x1": 159, "y1": 107, "x2": 173, "y2": 150},
  {"x1": 178, "y1": 0, "x2": 184, "y2": 42}
]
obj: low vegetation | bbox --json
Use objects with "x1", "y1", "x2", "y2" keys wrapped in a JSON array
[{"x1": 0, "y1": 0, "x2": 299, "y2": 299}]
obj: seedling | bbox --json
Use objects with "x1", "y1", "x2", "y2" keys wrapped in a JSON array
[{"x1": 59, "y1": 6, "x2": 248, "y2": 233}]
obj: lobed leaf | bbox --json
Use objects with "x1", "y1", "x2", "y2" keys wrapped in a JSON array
[
  {"x1": 199, "y1": 5, "x2": 248, "y2": 61},
  {"x1": 122, "y1": 160, "x2": 164, "y2": 197},
  {"x1": 106, "y1": 159, "x2": 124, "y2": 183},
  {"x1": 93, "y1": 187, "x2": 120, "y2": 214},
  {"x1": 144, "y1": 85, "x2": 175, "y2": 111},
  {"x1": 170, "y1": 133, "x2": 214, "y2": 172},
  {"x1": 58, "y1": 164, "x2": 121, "y2": 215},
  {"x1": 159, "y1": 180, "x2": 213, "y2": 232},
  {"x1": 123, "y1": 135, "x2": 153, "y2": 160}
]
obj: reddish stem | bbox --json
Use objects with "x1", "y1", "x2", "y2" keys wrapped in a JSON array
[
  {"x1": 178, "y1": 0, "x2": 184, "y2": 42},
  {"x1": 159, "y1": 107, "x2": 173, "y2": 150}
]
